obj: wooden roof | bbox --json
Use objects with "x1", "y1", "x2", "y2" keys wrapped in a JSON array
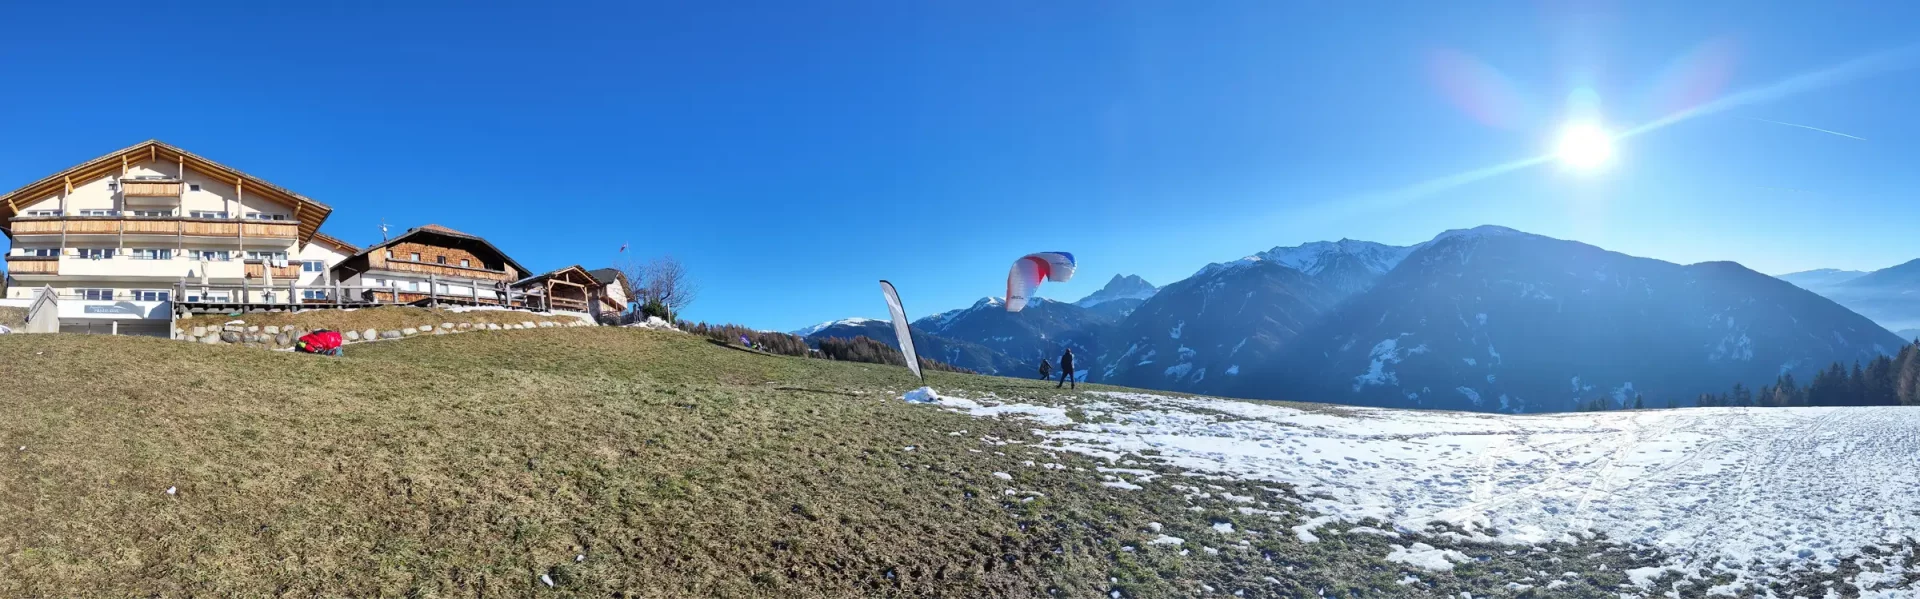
[
  {"x1": 587, "y1": 267, "x2": 629, "y2": 288},
  {"x1": 0, "y1": 140, "x2": 333, "y2": 243},
  {"x1": 310, "y1": 231, "x2": 360, "y2": 254},
  {"x1": 514, "y1": 264, "x2": 597, "y2": 289},
  {"x1": 343, "y1": 224, "x2": 530, "y2": 277}
]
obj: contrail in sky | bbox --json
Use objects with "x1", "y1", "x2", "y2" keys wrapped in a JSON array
[
  {"x1": 1742, "y1": 116, "x2": 1866, "y2": 141},
  {"x1": 1325, "y1": 43, "x2": 1920, "y2": 213}
]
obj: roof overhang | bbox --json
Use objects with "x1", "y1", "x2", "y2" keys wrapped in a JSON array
[{"x1": 0, "y1": 140, "x2": 333, "y2": 244}]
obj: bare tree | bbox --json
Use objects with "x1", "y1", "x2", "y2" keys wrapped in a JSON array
[{"x1": 640, "y1": 255, "x2": 698, "y2": 321}]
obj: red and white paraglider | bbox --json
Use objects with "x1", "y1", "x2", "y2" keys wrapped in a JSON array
[{"x1": 1006, "y1": 252, "x2": 1076, "y2": 312}]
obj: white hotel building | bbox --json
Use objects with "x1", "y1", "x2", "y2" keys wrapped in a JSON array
[{"x1": 1, "y1": 140, "x2": 354, "y2": 335}]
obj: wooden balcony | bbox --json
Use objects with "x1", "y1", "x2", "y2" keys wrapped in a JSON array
[
  {"x1": 378, "y1": 260, "x2": 516, "y2": 282},
  {"x1": 8, "y1": 216, "x2": 293, "y2": 239},
  {"x1": 5, "y1": 255, "x2": 56, "y2": 274},
  {"x1": 243, "y1": 261, "x2": 302, "y2": 279},
  {"x1": 121, "y1": 179, "x2": 183, "y2": 197}
]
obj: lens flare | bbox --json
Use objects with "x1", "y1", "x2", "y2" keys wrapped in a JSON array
[{"x1": 1554, "y1": 122, "x2": 1615, "y2": 172}]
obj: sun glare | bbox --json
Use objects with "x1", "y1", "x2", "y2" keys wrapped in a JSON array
[{"x1": 1554, "y1": 121, "x2": 1615, "y2": 172}]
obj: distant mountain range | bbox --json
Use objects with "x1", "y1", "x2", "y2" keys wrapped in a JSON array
[
  {"x1": 1777, "y1": 260, "x2": 1920, "y2": 337},
  {"x1": 796, "y1": 225, "x2": 1906, "y2": 413}
]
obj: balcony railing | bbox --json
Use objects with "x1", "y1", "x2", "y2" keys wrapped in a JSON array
[
  {"x1": 376, "y1": 259, "x2": 515, "y2": 282},
  {"x1": 121, "y1": 179, "x2": 183, "y2": 197},
  {"x1": 243, "y1": 260, "x2": 303, "y2": 279},
  {"x1": 8, "y1": 216, "x2": 295, "y2": 239},
  {"x1": 5, "y1": 255, "x2": 57, "y2": 274}
]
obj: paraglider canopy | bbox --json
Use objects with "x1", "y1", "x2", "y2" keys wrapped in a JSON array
[{"x1": 1006, "y1": 252, "x2": 1076, "y2": 312}]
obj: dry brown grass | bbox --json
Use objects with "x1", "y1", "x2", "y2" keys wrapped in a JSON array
[
  {"x1": 0, "y1": 329, "x2": 1673, "y2": 598},
  {"x1": 175, "y1": 306, "x2": 579, "y2": 333},
  {"x1": 0, "y1": 307, "x2": 23, "y2": 329}
]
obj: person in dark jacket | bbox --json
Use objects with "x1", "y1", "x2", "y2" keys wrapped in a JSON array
[
  {"x1": 1038, "y1": 358, "x2": 1052, "y2": 380},
  {"x1": 1056, "y1": 348, "x2": 1075, "y2": 389}
]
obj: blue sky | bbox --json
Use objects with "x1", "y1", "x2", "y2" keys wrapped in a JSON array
[{"x1": 5, "y1": 2, "x2": 1920, "y2": 331}]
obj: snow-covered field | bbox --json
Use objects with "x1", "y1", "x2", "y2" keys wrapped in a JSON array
[{"x1": 917, "y1": 389, "x2": 1920, "y2": 596}]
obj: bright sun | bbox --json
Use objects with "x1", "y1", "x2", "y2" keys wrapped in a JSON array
[{"x1": 1554, "y1": 121, "x2": 1615, "y2": 172}]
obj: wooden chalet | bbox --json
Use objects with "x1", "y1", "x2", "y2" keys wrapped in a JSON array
[
  {"x1": 330, "y1": 224, "x2": 532, "y2": 307},
  {"x1": 512, "y1": 265, "x2": 604, "y2": 316},
  {"x1": 587, "y1": 267, "x2": 632, "y2": 315}
]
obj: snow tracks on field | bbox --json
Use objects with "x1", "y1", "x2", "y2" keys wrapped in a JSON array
[{"x1": 922, "y1": 389, "x2": 1920, "y2": 592}]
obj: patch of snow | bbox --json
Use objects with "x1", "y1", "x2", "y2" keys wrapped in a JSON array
[
  {"x1": 1626, "y1": 566, "x2": 1674, "y2": 588},
  {"x1": 1225, "y1": 365, "x2": 1240, "y2": 376},
  {"x1": 989, "y1": 389, "x2": 1920, "y2": 590},
  {"x1": 1148, "y1": 534, "x2": 1184, "y2": 545},
  {"x1": 1386, "y1": 543, "x2": 1470, "y2": 572},
  {"x1": 1353, "y1": 338, "x2": 1409, "y2": 391},
  {"x1": 901, "y1": 387, "x2": 941, "y2": 403},
  {"x1": 1170, "y1": 321, "x2": 1185, "y2": 340}
]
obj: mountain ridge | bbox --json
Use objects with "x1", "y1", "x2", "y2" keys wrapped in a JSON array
[{"x1": 797, "y1": 225, "x2": 1904, "y2": 412}]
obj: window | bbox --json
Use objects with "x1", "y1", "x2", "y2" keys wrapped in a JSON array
[
  {"x1": 128, "y1": 248, "x2": 173, "y2": 260},
  {"x1": 77, "y1": 248, "x2": 114, "y2": 260},
  {"x1": 188, "y1": 184, "x2": 202, "y2": 192},
  {"x1": 244, "y1": 212, "x2": 288, "y2": 221},
  {"x1": 188, "y1": 210, "x2": 228, "y2": 219},
  {"x1": 302, "y1": 260, "x2": 325, "y2": 273},
  {"x1": 436, "y1": 256, "x2": 447, "y2": 265},
  {"x1": 78, "y1": 288, "x2": 113, "y2": 301},
  {"x1": 459, "y1": 259, "x2": 470, "y2": 267},
  {"x1": 384, "y1": 250, "x2": 393, "y2": 259},
  {"x1": 438, "y1": 283, "x2": 450, "y2": 293},
  {"x1": 78, "y1": 209, "x2": 118, "y2": 217},
  {"x1": 23, "y1": 210, "x2": 60, "y2": 216},
  {"x1": 408, "y1": 281, "x2": 421, "y2": 292},
  {"x1": 301, "y1": 290, "x2": 330, "y2": 300},
  {"x1": 19, "y1": 248, "x2": 57, "y2": 257},
  {"x1": 131, "y1": 290, "x2": 170, "y2": 302},
  {"x1": 128, "y1": 210, "x2": 174, "y2": 217},
  {"x1": 202, "y1": 291, "x2": 231, "y2": 302},
  {"x1": 189, "y1": 249, "x2": 231, "y2": 261},
  {"x1": 410, "y1": 252, "x2": 421, "y2": 262},
  {"x1": 245, "y1": 251, "x2": 288, "y2": 261}
]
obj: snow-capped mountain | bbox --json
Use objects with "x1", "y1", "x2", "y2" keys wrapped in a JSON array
[
  {"x1": 913, "y1": 297, "x2": 1112, "y2": 371},
  {"x1": 1193, "y1": 237, "x2": 1418, "y2": 297},
  {"x1": 1074, "y1": 274, "x2": 1158, "y2": 308},
  {"x1": 799, "y1": 315, "x2": 1026, "y2": 375},
  {"x1": 800, "y1": 225, "x2": 1903, "y2": 413},
  {"x1": 791, "y1": 317, "x2": 884, "y2": 337},
  {"x1": 1779, "y1": 259, "x2": 1920, "y2": 334},
  {"x1": 1099, "y1": 258, "x2": 1340, "y2": 391},
  {"x1": 1241, "y1": 227, "x2": 1904, "y2": 412},
  {"x1": 1072, "y1": 274, "x2": 1159, "y2": 322}
]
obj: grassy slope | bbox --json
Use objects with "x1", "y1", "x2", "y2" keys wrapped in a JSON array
[
  {"x1": 175, "y1": 306, "x2": 580, "y2": 333},
  {"x1": 0, "y1": 306, "x2": 23, "y2": 329},
  {"x1": 0, "y1": 329, "x2": 1656, "y2": 598}
]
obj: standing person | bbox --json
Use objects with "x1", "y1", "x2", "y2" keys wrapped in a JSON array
[
  {"x1": 1038, "y1": 358, "x2": 1052, "y2": 381},
  {"x1": 1056, "y1": 348, "x2": 1075, "y2": 389}
]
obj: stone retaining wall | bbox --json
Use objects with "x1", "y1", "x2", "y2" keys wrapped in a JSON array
[{"x1": 174, "y1": 319, "x2": 592, "y2": 350}]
